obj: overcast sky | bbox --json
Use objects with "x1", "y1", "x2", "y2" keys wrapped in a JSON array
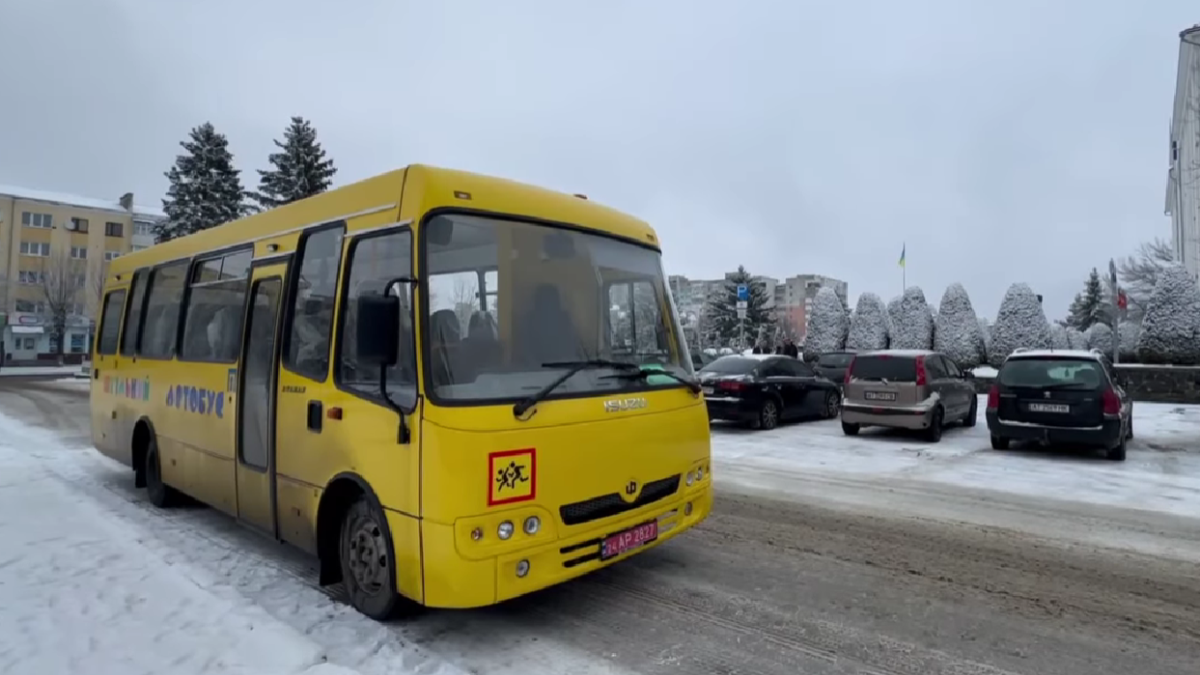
[{"x1": 1, "y1": 0, "x2": 1195, "y2": 319}]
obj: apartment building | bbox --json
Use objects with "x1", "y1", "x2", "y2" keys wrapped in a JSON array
[
  {"x1": 0, "y1": 185, "x2": 163, "y2": 363},
  {"x1": 668, "y1": 271, "x2": 848, "y2": 347},
  {"x1": 1168, "y1": 25, "x2": 1200, "y2": 281}
]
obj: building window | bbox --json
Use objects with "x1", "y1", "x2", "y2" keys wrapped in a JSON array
[
  {"x1": 104, "y1": 250, "x2": 121, "y2": 261},
  {"x1": 134, "y1": 221, "x2": 155, "y2": 236},
  {"x1": 17, "y1": 271, "x2": 44, "y2": 285},
  {"x1": 15, "y1": 300, "x2": 45, "y2": 314},
  {"x1": 70, "y1": 217, "x2": 89, "y2": 233},
  {"x1": 105, "y1": 221, "x2": 123, "y2": 237},
  {"x1": 19, "y1": 242, "x2": 50, "y2": 257},
  {"x1": 21, "y1": 212, "x2": 52, "y2": 228},
  {"x1": 71, "y1": 246, "x2": 87, "y2": 259}
]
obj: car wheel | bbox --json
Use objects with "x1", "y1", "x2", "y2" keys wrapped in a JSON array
[
  {"x1": 340, "y1": 497, "x2": 407, "y2": 620},
  {"x1": 144, "y1": 435, "x2": 180, "y2": 508},
  {"x1": 757, "y1": 399, "x2": 779, "y2": 430},
  {"x1": 963, "y1": 396, "x2": 978, "y2": 427},
  {"x1": 822, "y1": 390, "x2": 841, "y2": 419},
  {"x1": 1106, "y1": 433, "x2": 1127, "y2": 462},
  {"x1": 990, "y1": 435, "x2": 1009, "y2": 450},
  {"x1": 924, "y1": 407, "x2": 944, "y2": 443},
  {"x1": 841, "y1": 421, "x2": 860, "y2": 436}
]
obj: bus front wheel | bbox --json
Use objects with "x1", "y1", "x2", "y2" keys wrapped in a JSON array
[{"x1": 339, "y1": 498, "x2": 403, "y2": 620}]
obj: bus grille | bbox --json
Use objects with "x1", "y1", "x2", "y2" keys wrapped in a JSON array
[{"x1": 558, "y1": 474, "x2": 681, "y2": 526}]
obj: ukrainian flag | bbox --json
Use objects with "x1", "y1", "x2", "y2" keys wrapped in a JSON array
[{"x1": 898, "y1": 244, "x2": 906, "y2": 268}]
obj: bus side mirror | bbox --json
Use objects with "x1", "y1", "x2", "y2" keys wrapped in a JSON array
[{"x1": 356, "y1": 295, "x2": 399, "y2": 367}]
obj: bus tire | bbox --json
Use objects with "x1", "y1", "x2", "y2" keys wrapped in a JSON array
[
  {"x1": 339, "y1": 497, "x2": 403, "y2": 620},
  {"x1": 144, "y1": 435, "x2": 180, "y2": 508}
]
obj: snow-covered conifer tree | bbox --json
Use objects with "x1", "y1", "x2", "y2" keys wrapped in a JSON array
[
  {"x1": 846, "y1": 292, "x2": 889, "y2": 351},
  {"x1": 804, "y1": 287, "x2": 848, "y2": 358},
  {"x1": 891, "y1": 287, "x2": 934, "y2": 350},
  {"x1": 1136, "y1": 263, "x2": 1200, "y2": 364},
  {"x1": 988, "y1": 283, "x2": 1053, "y2": 366},
  {"x1": 1050, "y1": 324, "x2": 1069, "y2": 350},
  {"x1": 157, "y1": 122, "x2": 248, "y2": 242},
  {"x1": 1065, "y1": 327, "x2": 1087, "y2": 350},
  {"x1": 253, "y1": 116, "x2": 338, "y2": 210},
  {"x1": 703, "y1": 266, "x2": 773, "y2": 348},
  {"x1": 934, "y1": 283, "x2": 984, "y2": 368},
  {"x1": 1085, "y1": 322, "x2": 1113, "y2": 355}
]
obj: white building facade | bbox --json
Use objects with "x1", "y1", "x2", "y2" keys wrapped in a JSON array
[{"x1": 1168, "y1": 25, "x2": 1200, "y2": 282}]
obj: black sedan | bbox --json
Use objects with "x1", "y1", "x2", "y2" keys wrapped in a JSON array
[{"x1": 698, "y1": 354, "x2": 843, "y2": 430}]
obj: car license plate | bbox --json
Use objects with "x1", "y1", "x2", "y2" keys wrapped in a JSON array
[
  {"x1": 1029, "y1": 402, "x2": 1070, "y2": 413},
  {"x1": 701, "y1": 386, "x2": 714, "y2": 396},
  {"x1": 864, "y1": 391, "x2": 896, "y2": 401},
  {"x1": 601, "y1": 521, "x2": 659, "y2": 560}
]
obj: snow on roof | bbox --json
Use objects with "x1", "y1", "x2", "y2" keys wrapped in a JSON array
[
  {"x1": 1006, "y1": 348, "x2": 1104, "y2": 361},
  {"x1": 0, "y1": 183, "x2": 164, "y2": 220}
]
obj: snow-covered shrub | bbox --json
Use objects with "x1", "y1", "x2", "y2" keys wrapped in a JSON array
[
  {"x1": 1117, "y1": 321, "x2": 1140, "y2": 361},
  {"x1": 988, "y1": 283, "x2": 1053, "y2": 366},
  {"x1": 1049, "y1": 324, "x2": 1069, "y2": 350},
  {"x1": 887, "y1": 296, "x2": 902, "y2": 339},
  {"x1": 846, "y1": 292, "x2": 890, "y2": 351},
  {"x1": 1065, "y1": 327, "x2": 1087, "y2": 350},
  {"x1": 1136, "y1": 264, "x2": 1200, "y2": 364},
  {"x1": 933, "y1": 283, "x2": 985, "y2": 368},
  {"x1": 890, "y1": 287, "x2": 934, "y2": 350},
  {"x1": 803, "y1": 286, "x2": 849, "y2": 358},
  {"x1": 1085, "y1": 322, "x2": 1113, "y2": 355}
]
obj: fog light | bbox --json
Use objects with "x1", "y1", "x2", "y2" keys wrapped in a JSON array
[
  {"x1": 686, "y1": 471, "x2": 694, "y2": 486},
  {"x1": 523, "y1": 516, "x2": 540, "y2": 535},
  {"x1": 684, "y1": 501, "x2": 694, "y2": 516},
  {"x1": 470, "y1": 527, "x2": 483, "y2": 541},
  {"x1": 515, "y1": 559, "x2": 530, "y2": 578},
  {"x1": 498, "y1": 521, "x2": 514, "y2": 540}
]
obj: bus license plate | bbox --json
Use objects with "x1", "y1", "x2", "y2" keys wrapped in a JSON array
[{"x1": 601, "y1": 521, "x2": 658, "y2": 560}]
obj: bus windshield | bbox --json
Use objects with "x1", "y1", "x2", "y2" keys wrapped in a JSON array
[{"x1": 421, "y1": 212, "x2": 691, "y2": 403}]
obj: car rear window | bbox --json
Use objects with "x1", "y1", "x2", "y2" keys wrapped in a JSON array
[
  {"x1": 849, "y1": 355, "x2": 917, "y2": 381},
  {"x1": 700, "y1": 357, "x2": 757, "y2": 375},
  {"x1": 818, "y1": 353, "x2": 854, "y2": 367},
  {"x1": 998, "y1": 358, "x2": 1105, "y2": 389}
]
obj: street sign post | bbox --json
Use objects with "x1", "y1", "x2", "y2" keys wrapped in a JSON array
[{"x1": 736, "y1": 284, "x2": 749, "y2": 302}]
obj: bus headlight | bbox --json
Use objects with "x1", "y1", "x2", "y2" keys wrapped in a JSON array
[
  {"x1": 695, "y1": 466, "x2": 704, "y2": 481},
  {"x1": 686, "y1": 471, "x2": 694, "y2": 486},
  {"x1": 498, "y1": 521, "x2": 514, "y2": 540},
  {"x1": 523, "y1": 516, "x2": 540, "y2": 535}
]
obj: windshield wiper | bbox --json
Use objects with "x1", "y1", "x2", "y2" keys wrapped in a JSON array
[
  {"x1": 512, "y1": 360, "x2": 639, "y2": 419},
  {"x1": 600, "y1": 368, "x2": 702, "y2": 394}
]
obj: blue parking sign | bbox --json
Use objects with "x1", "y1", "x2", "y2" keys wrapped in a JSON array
[{"x1": 736, "y1": 284, "x2": 749, "y2": 301}]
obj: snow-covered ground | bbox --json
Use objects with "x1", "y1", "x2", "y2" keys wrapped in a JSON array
[
  {"x1": 0, "y1": 409, "x2": 463, "y2": 675},
  {"x1": 714, "y1": 395, "x2": 1200, "y2": 531}
]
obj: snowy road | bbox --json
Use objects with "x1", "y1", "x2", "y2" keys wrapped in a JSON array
[{"x1": 2, "y1": 380, "x2": 1198, "y2": 675}]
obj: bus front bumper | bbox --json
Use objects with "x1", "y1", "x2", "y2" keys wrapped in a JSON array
[{"x1": 413, "y1": 484, "x2": 714, "y2": 608}]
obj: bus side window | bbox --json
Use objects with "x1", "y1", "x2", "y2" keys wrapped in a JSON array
[
  {"x1": 283, "y1": 225, "x2": 344, "y2": 381},
  {"x1": 139, "y1": 262, "x2": 188, "y2": 359},
  {"x1": 120, "y1": 271, "x2": 146, "y2": 356},
  {"x1": 97, "y1": 289, "x2": 127, "y2": 356},
  {"x1": 337, "y1": 229, "x2": 416, "y2": 408}
]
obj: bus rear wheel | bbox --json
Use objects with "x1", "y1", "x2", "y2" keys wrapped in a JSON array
[
  {"x1": 339, "y1": 498, "x2": 404, "y2": 620},
  {"x1": 144, "y1": 436, "x2": 180, "y2": 508}
]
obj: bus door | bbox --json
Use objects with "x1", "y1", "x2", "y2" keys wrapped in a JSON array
[{"x1": 235, "y1": 260, "x2": 289, "y2": 535}]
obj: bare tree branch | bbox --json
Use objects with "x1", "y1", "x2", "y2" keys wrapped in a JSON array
[
  {"x1": 1114, "y1": 238, "x2": 1177, "y2": 323},
  {"x1": 38, "y1": 252, "x2": 87, "y2": 365}
]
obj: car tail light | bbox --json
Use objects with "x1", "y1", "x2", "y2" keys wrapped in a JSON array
[
  {"x1": 986, "y1": 383, "x2": 999, "y2": 410},
  {"x1": 915, "y1": 356, "x2": 927, "y2": 386},
  {"x1": 718, "y1": 380, "x2": 743, "y2": 393},
  {"x1": 844, "y1": 357, "x2": 856, "y2": 384},
  {"x1": 1102, "y1": 388, "x2": 1121, "y2": 415}
]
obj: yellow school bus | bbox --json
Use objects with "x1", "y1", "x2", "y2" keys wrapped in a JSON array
[{"x1": 90, "y1": 164, "x2": 712, "y2": 619}]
